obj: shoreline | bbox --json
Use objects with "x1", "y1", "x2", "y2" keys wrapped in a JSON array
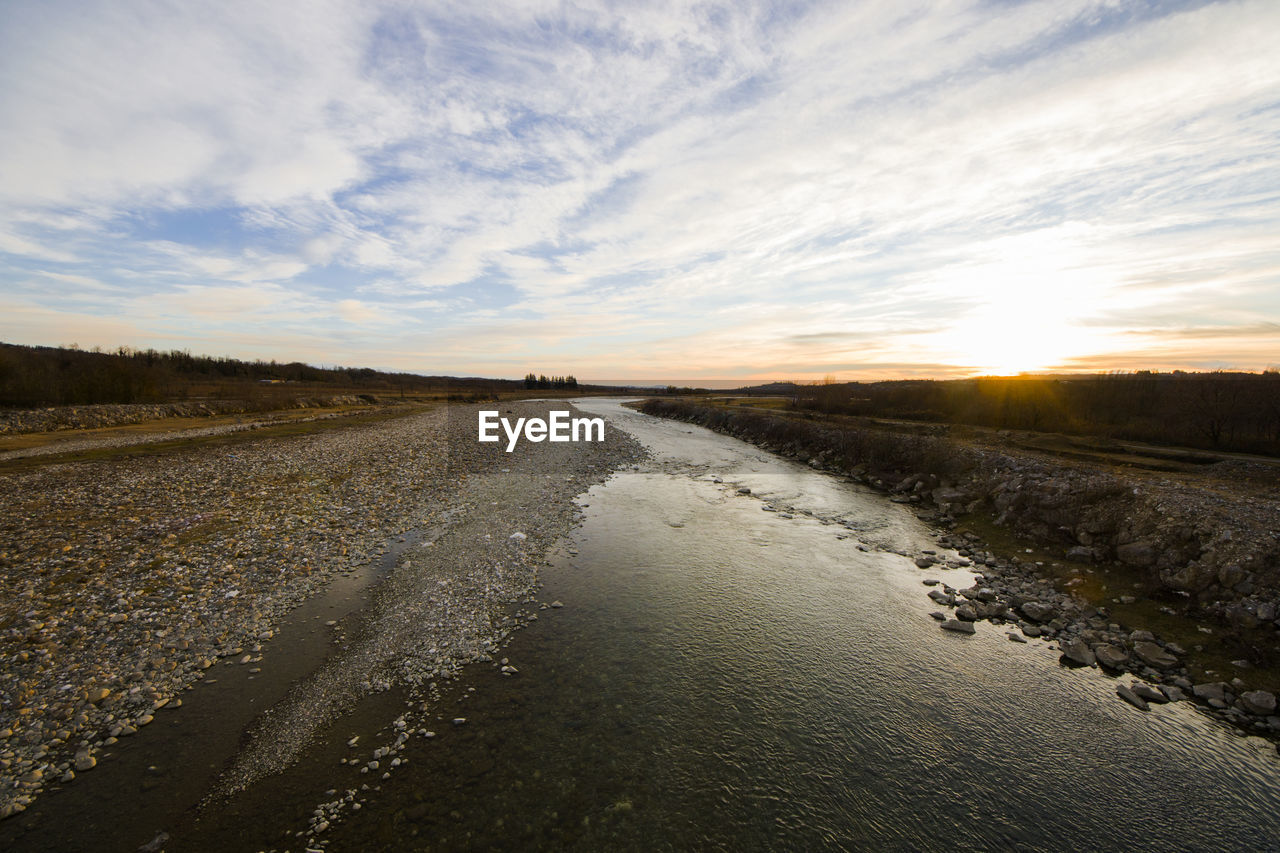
[{"x1": 636, "y1": 398, "x2": 1280, "y2": 743}]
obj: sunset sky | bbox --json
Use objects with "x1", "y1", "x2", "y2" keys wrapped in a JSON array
[{"x1": 2, "y1": 0, "x2": 1278, "y2": 382}]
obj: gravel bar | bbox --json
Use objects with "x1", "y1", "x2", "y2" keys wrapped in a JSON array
[{"x1": 0, "y1": 400, "x2": 645, "y2": 822}]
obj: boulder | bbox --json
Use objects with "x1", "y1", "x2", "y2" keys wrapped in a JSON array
[
  {"x1": 1132, "y1": 641, "x2": 1178, "y2": 670},
  {"x1": 1240, "y1": 690, "x2": 1277, "y2": 716},
  {"x1": 1117, "y1": 684, "x2": 1150, "y2": 711},
  {"x1": 1116, "y1": 541, "x2": 1156, "y2": 567},
  {"x1": 1059, "y1": 639, "x2": 1096, "y2": 667},
  {"x1": 941, "y1": 620, "x2": 976, "y2": 635},
  {"x1": 1193, "y1": 682, "x2": 1227, "y2": 703},
  {"x1": 1019, "y1": 601, "x2": 1055, "y2": 623},
  {"x1": 1093, "y1": 643, "x2": 1130, "y2": 670},
  {"x1": 1132, "y1": 684, "x2": 1168, "y2": 704}
]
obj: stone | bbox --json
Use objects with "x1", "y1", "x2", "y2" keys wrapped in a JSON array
[
  {"x1": 1007, "y1": 632, "x2": 1027, "y2": 643},
  {"x1": 928, "y1": 589, "x2": 953, "y2": 605},
  {"x1": 1116, "y1": 541, "x2": 1156, "y2": 567},
  {"x1": 1093, "y1": 643, "x2": 1129, "y2": 670},
  {"x1": 1161, "y1": 685, "x2": 1187, "y2": 703},
  {"x1": 1117, "y1": 684, "x2": 1150, "y2": 711},
  {"x1": 1193, "y1": 682, "x2": 1227, "y2": 703},
  {"x1": 1019, "y1": 601, "x2": 1055, "y2": 623},
  {"x1": 1240, "y1": 690, "x2": 1277, "y2": 716},
  {"x1": 929, "y1": 611, "x2": 947, "y2": 621},
  {"x1": 941, "y1": 619, "x2": 976, "y2": 634},
  {"x1": 1132, "y1": 642, "x2": 1178, "y2": 669},
  {"x1": 1059, "y1": 639, "x2": 1096, "y2": 667},
  {"x1": 74, "y1": 752, "x2": 96, "y2": 772},
  {"x1": 955, "y1": 604, "x2": 978, "y2": 622},
  {"x1": 1132, "y1": 684, "x2": 1168, "y2": 704},
  {"x1": 914, "y1": 556, "x2": 935, "y2": 569}
]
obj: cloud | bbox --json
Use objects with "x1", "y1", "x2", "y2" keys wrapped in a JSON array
[{"x1": 1, "y1": 0, "x2": 1277, "y2": 378}]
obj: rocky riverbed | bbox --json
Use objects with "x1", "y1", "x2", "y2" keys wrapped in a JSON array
[
  {"x1": 910, "y1": 530, "x2": 1280, "y2": 735},
  {"x1": 0, "y1": 400, "x2": 645, "y2": 828}
]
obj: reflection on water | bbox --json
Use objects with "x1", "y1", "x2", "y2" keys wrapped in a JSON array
[{"x1": 326, "y1": 401, "x2": 1280, "y2": 851}]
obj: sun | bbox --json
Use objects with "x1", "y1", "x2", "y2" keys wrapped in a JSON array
[{"x1": 922, "y1": 227, "x2": 1116, "y2": 375}]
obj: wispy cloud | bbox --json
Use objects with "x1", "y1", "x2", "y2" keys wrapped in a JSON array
[{"x1": 1, "y1": 0, "x2": 1277, "y2": 379}]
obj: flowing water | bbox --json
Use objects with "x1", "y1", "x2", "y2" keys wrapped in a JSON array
[
  {"x1": 8, "y1": 399, "x2": 1280, "y2": 851},
  {"x1": 325, "y1": 399, "x2": 1280, "y2": 851}
]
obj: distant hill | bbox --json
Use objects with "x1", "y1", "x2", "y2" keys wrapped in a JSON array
[{"x1": 731, "y1": 382, "x2": 799, "y2": 396}]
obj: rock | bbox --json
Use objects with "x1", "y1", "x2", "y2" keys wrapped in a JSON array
[
  {"x1": 1059, "y1": 639, "x2": 1096, "y2": 667},
  {"x1": 549, "y1": 600, "x2": 564, "y2": 608},
  {"x1": 1132, "y1": 642, "x2": 1178, "y2": 670},
  {"x1": 1193, "y1": 682, "x2": 1227, "y2": 703},
  {"x1": 1022, "y1": 625, "x2": 1042, "y2": 638},
  {"x1": 1007, "y1": 632, "x2": 1027, "y2": 643},
  {"x1": 1093, "y1": 643, "x2": 1129, "y2": 670},
  {"x1": 1160, "y1": 685, "x2": 1187, "y2": 702},
  {"x1": 1116, "y1": 541, "x2": 1156, "y2": 567},
  {"x1": 914, "y1": 556, "x2": 935, "y2": 569},
  {"x1": 139, "y1": 831, "x2": 169, "y2": 852},
  {"x1": 74, "y1": 752, "x2": 96, "y2": 772},
  {"x1": 941, "y1": 620, "x2": 975, "y2": 634},
  {"x1": 1019, "y1": 601, "x2": 1055, "y2": 623},
  {"x1": 922, "y1": 579, "x2": 941, "y2": 586},
  {"x1": 955, "y1": 604, "x2": 978, "y2": 622},
  {"x1": 1117, "y1": 684, "x2": 1150, "y2": 711},
  {"x1": 452, "y1": 717, "x2": 467, "y2": 726},
  {"x1": 929, "y1": 611, "x2": 947, "y2": 621},
  {"x1": 1132, "y1": 684, "x2": 1168, "y2": 704},
  {"x1": 508, "y1": 532, "x2": 527, "y2": 541},
  {"x1": 1240, "y1": 690, "x2": 1277, "y2": 716},
  {"x1": 927, "y1": 589, "x2": 953, "y2": 605}
]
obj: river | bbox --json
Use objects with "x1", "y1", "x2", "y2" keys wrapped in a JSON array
[
  {"x1": 323, "y1": 398, "x2": 1280, "y2": 851},
  {"x1": 7, "y1": 398, "x2": 1280, "y2": 851}
]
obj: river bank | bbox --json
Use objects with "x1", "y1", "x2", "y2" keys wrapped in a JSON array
[
  {"x1": 0, "y1": 400, "x2": 645, "y2": 837},
  {"x1": 637, "y1": 398, "x2": 1280, "y2": 738}
]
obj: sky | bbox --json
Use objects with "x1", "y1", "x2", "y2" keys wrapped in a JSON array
[{"x1": 1, "y1": 0, "x2": 1278, "y2": 382}]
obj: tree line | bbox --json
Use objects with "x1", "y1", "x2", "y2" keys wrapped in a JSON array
[
  {"x1": 793, "y1": 372, "x2": 1280, "y2": 455},
  {"x1": 0, "y1": 342, "x2": 521, "y2": 407},
  {"x1": 523, "y1": 373, "x2": 578, "y2": 389}
]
